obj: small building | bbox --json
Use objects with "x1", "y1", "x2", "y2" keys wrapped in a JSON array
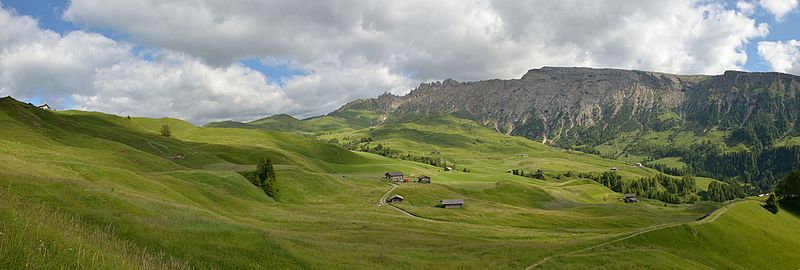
[
  {"x1": 388, "y1": 194, "x2": 404, "y2": 204},
  {"x1": 518, "y1": 153, "x2": 529, "y2": 157},
  {"x1": 38, "y1": 104, "x2": 53, "y2": 111},
  {"x1": 611, "y1": 167, "x2": 618, "y2": 171},
  {"x1": 440, "y1": 199, "x2": 464, "y2": 209},
  {"x1": 624, "y1": 193, "x2": 638, "y2": 203},
  {"x1": 385, "y1": 172, "x2": 404, "y2": 182},
  {"x1": 444, "y1": 166, "x2": 453, "y2": 171},
  {"x1": 635, "y1": 163, "x2": 644, "y2": 168},
  {"x1": 417, "y1": 175, "x2": 431, "y2": 184}
]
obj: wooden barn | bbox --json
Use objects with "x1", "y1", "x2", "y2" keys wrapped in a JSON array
[
  {"x1": 624, "y1": 193, "x2": 638, "y2": 203},
  {"x1": 38, "y1": 104, "x2": 53, "y2": 111},
  {"x1": 385, "y1": 172, "x2": 404, "y2": 182},
  {"x1": 440, "y1": 199, "x2": 464, "y2": 209},
  {"x1": 388, "y1": 194, "x2": 404, "y2": 204},
  {"x1": 417, "y1": 175, "x2": 431, "y2": 184}
]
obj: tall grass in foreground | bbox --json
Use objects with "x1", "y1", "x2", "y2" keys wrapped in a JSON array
[{"x1": 0, "y1": 188, "x2": 190, "y2": 269}]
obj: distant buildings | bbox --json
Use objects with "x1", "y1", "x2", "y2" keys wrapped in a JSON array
[
  {"x1": 388, "y1": 194, "x2": 404, "y2": 203},
  {"x1": 440, "y1": 199, "x2": 464, "y2": 209},
  {"x1": 37, "y1": 104, "x2": 53, "y2": 111},
  {"x1": 417, "y1": 175, "x2": 431, "y2": 184},
  {"x1": 624, "y1": 193, "x2": 638, "y2": 203},
  {"x1": 385, "y1": 172, "x2": 404, "y2": 182}
]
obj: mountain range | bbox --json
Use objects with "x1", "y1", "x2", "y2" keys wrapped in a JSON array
[{"x1": 210, "y1": 67, "x2": 800, "y2": 190}]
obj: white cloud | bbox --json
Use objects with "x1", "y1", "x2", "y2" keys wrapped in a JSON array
[
  {"x1": 75, "y1": 52, "x2": 295, "y2": 123},
  {"x1": 757, "y1": 39, "x2": 800, "y2": 75},
  {"x1": 759, "y1": 0, "x2": 799, "y2": 20},
  {"x1": 0, "y1": 6, "x2": 299, "y2": 123},
  {"x1": 64, "y1": 0, "x2": 769, "y2": 79},
  {"x1": 1, "y1": 1, "x2": 779, "y2": 123},
  {"x1": 738, "y1": 1, "x2": 757, "y2": 15}
]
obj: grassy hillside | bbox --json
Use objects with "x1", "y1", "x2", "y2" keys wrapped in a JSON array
[
  {"x1": 1, "y1": 97, "x2": 799, "y2": 269},
  {"x1": 539, "y1": 200, "x2": 800, "y2": 269}
]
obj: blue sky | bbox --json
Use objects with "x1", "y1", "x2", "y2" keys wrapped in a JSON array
[{"x1": 1, "y1": 0, "x2": 799, "y2": 123}]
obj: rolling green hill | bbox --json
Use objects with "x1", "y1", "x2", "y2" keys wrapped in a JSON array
[{"x1": 1, "y1": 96, "x2": 799, "y2": 269}]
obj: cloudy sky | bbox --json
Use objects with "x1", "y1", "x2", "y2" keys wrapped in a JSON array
[{"x1": 1, "y1": 0, "x2": 799, "y2": 124}]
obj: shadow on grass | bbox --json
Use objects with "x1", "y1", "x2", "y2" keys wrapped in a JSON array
[{"x1": 780, "y1": 198, "x2": 800, "y2": 217}]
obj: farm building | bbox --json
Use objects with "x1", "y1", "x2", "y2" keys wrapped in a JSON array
[
  {"x1": 385, "y1": 172, "x2": 404, "y2": 182},
  {"x1": 388, "y1": 194, "x2": 404, "y2": 203},
  {"x1": 624, "y1": 193, "x2": 638, "y2": 203},
  {"x1": 440, "y1": 199, "x2": 464, "y2": 209},
  {"x1": 417, "y1": 175, "x2": 431, "y2": 183},
  {"x1": 444, "y1": 166, "x2": 453, "y2": 171},
  {"x1": 611, "y1": 167, "x2": 618, "y2": 171},
  {"x1": 635, "y1": 163, "x2": 644, "y2": 168},
  {"x1": 38, "y1": 104, "x2": 53, "y2": 111}
]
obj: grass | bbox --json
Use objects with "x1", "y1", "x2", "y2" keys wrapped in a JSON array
[
  {"x1": 1, "y1": 97, "x2": 799, "y2": 269},
  {"x1": 540, "y1": 200, "x2": 800, "y2": 269}
]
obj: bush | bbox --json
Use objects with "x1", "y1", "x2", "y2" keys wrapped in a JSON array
[{"x1": 160, "y1": 125, "x2": 171, "y2": 137}]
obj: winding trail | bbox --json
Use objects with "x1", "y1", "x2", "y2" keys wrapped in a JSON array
[
  {"x1": 375, "y1": 180, "x2": 745, "y2": 270},
  {"x1": 523, "y1": 201, "x2": 743, "y2": 269},
  {"x1": 377, "y1": 183, "x2": 446, "y2": 222}
]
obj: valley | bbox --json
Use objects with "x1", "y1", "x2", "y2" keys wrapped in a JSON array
[{"x1": 2, "y1": 95, "x2": 799, "y2": 269}]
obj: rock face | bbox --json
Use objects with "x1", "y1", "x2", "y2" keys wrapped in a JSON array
[{"x1": 337, "y1": 67, "x2": 800, "y2": 146}]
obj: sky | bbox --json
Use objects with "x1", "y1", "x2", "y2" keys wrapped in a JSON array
[{"x1": 0, "y1": 0, "x2": 799, "y2": 124}]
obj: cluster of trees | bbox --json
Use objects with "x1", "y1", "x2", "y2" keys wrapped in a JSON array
[
  {"x1": 775, "y1": 169, "x2": 800, "y2": 207},
  {"x1": 240, "y1": 158, "x2": 278, "y2": 199},
  {"x1": 160, "y1": 125, "x2": 171, "y2": 137},
  {"x1": 590, "y1": 172, "x2": 699, "y2": 204},
  {"x1": 355, "y1": 143, "x2": 467, "y2": 171},
  {"x1": 646, "y1": 141, "x2": 800, "y2": 193},
  {"x1": 511, "y1": 168, "x2": 545, "y2": 179},
  {"x1": 705, "y1": 181, "x2": 756, "y2": 202},
  {"x1": 643, "y1": 162, "x2": 684, "y2": 176}
]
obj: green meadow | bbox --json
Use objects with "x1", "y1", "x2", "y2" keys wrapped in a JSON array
[{"x1": 1, "y1": 97, "x2": 799, "y2": 269}]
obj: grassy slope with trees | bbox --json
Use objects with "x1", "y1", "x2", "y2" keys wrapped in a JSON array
[{"x1": 1, "y1": 97, "x2": 799, "y2": 269}]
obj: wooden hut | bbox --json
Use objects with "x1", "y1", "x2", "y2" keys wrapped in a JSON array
[
  {"x1": 440, "y1": 199, "x2": 464, "y2": 209},
  {"x1": 385, "y1": 172, "x2": 404, "y2": 182},
  {"x1": 417, "y1": 175, "x2": 431, "y2": 184},
  {"x1": 388, "y1": 194, "x2": 404, "y2": 204},
  {"x1": 624, "y1": 193, "x2": 638, "y2": 203}
]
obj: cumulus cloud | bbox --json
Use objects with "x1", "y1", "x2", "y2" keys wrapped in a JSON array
[
  {"x1": 757, "y1": 39, "x2": 800, "y2": 75},
  {"x1": 0, "y1": 1, "x2": 779, "y2": 123},
  {"x1": 737, "y1": 1, "x2": 757, "y2": 15},
  {"x1": 759, "y1": 0, "x2": 799, "y2": 20},
  {"x1": 64, "y1": 0, "x2": 769, "y2": 79},
  {"x1": 0, "y1": 6, "x2": 298, "y2": 123}
]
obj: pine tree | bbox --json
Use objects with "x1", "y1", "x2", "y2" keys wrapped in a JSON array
[
  {"x1": 763, "y1": 193, "x2": 779, "y2": 214},
  {"x1": 255, "y1": 158, "x2": 278, "y2": 199},
  {"x1": 160, "y1": 124, "x2": 171, "y2": 137}
]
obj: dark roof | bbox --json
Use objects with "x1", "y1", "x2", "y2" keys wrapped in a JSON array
[
  {"x1": 441, "y1": 199, "x2": 464, "y2": 205},
  {"x1": 385, "y1": 172, "x2": 403, "y2": 177}
]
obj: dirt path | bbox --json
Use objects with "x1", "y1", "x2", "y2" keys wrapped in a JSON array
[
  {"x1": 377, "y1": 183, "x2": 447, "y2": 222},
  {"x1": 524, "y1": 201, "x2": 743, "y2": 269}
]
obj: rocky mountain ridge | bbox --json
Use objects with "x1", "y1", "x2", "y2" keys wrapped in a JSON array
[{"x1": 339, "y1": 67, "x2": 800, "y2": 147}]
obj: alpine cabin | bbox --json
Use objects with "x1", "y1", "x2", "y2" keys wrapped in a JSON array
[
  {"x1": 385, "y1": 172, "x2": 404, "y2": 182},
  {"x1": 388, "y1": 194, "x2": 404, "y2": 203},
  {"x1": 624, "y1": 193, "x2": 638, "y2": 203},
  {"x1": 417, "y1": 175, "x2": 431, "y2": 183},
  {"x1": 440, "y1": 199, "x2": 464, "y2": 209}
]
